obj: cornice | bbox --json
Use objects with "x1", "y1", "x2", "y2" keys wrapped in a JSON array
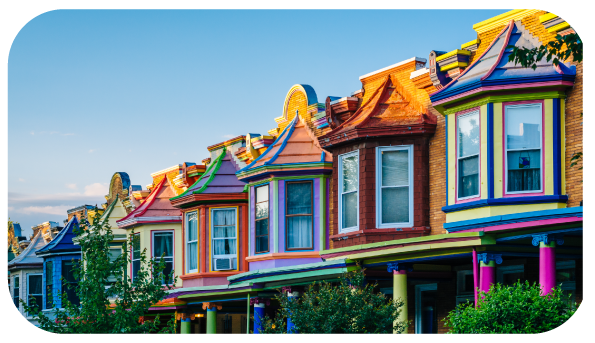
[{"x1": 472, "y1": 9, "x2": 541, "y2": 34}]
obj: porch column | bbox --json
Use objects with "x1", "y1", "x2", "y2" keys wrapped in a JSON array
[
  {"x1": 478, "y1": 253, "x2": 502, "y2": 295},
  {"x1": 532, "y1": 234, "x2": 564, "y2": 295},
  {"x1": 250, "y1": 297, "x2": 269, "y2": 334},
  {"x1": 388, "y1": 262, "x2": 412, "y2": 334},
  {"x1": 283, "y1": 287, "x2": 300, "y2": 333},
  {"x1": 202, "y1": 302, "x2": 222, "y2": 334},
  {"x1": 176, "y1": 312, "x2": 194, "y2": 334}
]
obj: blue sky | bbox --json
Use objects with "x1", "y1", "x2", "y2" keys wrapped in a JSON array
[{"x1": 8, "y1": 9, "x2": 507, "y2": 236}]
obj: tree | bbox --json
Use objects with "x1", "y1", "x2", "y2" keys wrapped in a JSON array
[
  {"x1": 507, "y1": 33, "x2": 582, "y2": 70},
  {"x1": 21, "y1": 209, "x2": 178, "y2": 333},
  {"x1": 444, "y1": 281, "x2": 577, "y2": 333},
  {"x1": 260, "y1": 270, "x2": 407, "y2": 333}
]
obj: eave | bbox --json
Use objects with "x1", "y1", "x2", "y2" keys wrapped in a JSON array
[
  {"x1": 236, "y1": 162, "x2": 332, "y2": 182},
  {"x1": 170, "y1": 192, "x2": 248, "y2": 209},
  {"x1": 320, "y1": 123, "x2": 436, "y2": 148}
]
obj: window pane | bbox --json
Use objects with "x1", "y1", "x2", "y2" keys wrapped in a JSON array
[
  {"x1": 213, "y1": 209, "x2": 236, "y2": 226},
  {"x1": 458, "y1": 155, "x2": 479, "y2": 197},
  {"x1": 287, "y1": 216, "x2": 313, "y2": 249},
  {"x1": 381, "y1": 187, "x2": 409, "y2": 224},
  {"x1": 556, "y1": 268, "x2": 576, "y2": 283},
  {"x1": 287, "y1": 183, "x2": 312, "y2": 215},
  {"x1": 46, "y1": 262, "x2": 53, "y2": 309},
  {"x1": 187, "y1": 213, "x2": 198, "y2": 241},
  {"x1": 255, "y1": 235, "x2": 269, "y2": 253},
  {"x1": 213, "y1": 226, "x2": 236, "y2": 238},
  {"x1": 506, "y1": 105, "x2": 541, "y2": 150},
  {"x1": 507, "y1": 150, "x2": 541, "y2": 192},
  {"x1": 256, "y1": 185, "x2": 269, "y2": 202},
  {"x1": 341, "y1": 192, "x2": 357, "y2": 229},
  {"x1": 381, "y1": 150, "x2": 409, "y2": 187},
  {"x1": 132, "y1": 234, "x2": 141, "y2": 259},
  {"x1": 154, "y1": 232, "x2": 173, "y2": 258},
  {"x1": 342, "y1": 155, "x2": 358, "y2": 193},
  {"x1": 188, "y1": 242, "x2": 198, "y2": 271},
  {"x1": 458, "y1": 112, "x2": 480, "y2": 157},
  {"x1": 62, "y1": 261, "x2": 77, "y2": 284},
  {"x1": 29, "y1": 275, "x2": 42, "y2": 295},
  {"x1": 256, "y1": 202, "x2": 268, "y2": 219},
  {"x1": 132, "y1": 260, "x2": 141, "y2": 280},
  {"x1": 213, "y1": 239, "x2": 236, "y2": 255},
  {"x1": 255, "y1": 218, "x2": 268, "y2": 236}
]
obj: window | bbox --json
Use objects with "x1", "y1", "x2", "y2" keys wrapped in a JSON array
[
  {"x1": 13, "y1": 275, "x2": 19, "y2": 309},
  {"x1": 415, "y1": 283, "x2": 438, "y2": 334},
  {"x1": 131, "y1": 233, "x2": 141, "y2": 282},
  {"x1": 285, "y1": 181, "x2": 313, "y2": 250},
  {"x1": 152, "y1": 231, "x2": 174, "y2": 285},
  {"x1": 255, "y1": 185, "x2": 270, "y2": 253},
  {"x1": 376, "y1": 146, "x2": 413, "y2": 227},
  {"x1": 556, "y1": 260, "x2": 576, "y2": 306},
  {"x1": 339, "y1": 150, "x2": 359, "y2": 233},
  {"x1": 505, "y1": 103, "x2": 542, "y2": 193},
  {"x1": 27, "y1": 274, "x2": 43, "y2": 314},
  {"x1": 456, "y1": 270, "x2": 475, "y2": 307},
  {"x1": 457, "y1": 111, "x2": 480, "y2": 199},
  {"x1": 107, "y1": 248, "x2": 122, "y2": 286},
  {"x1": 45, "y1": 261, "x2": 53, "y2": 309},
  {"x1": 186, "y1": 212, "x2": 198, "y2": 273},
  {"x1": 497, "y1": 265, "x2": 524, "y2": 286},
  {"x1": 62, "y1": 260, "x2": 80, "y2": 306},
  {"x1": 211, "y1": 208, "x2": 237, "y2": 271}
]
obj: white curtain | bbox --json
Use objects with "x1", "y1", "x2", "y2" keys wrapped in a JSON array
[
  {"x1": 287, "y1": 216, "x2": 312, "y2": 249},
  {"x1": 212, "y1": 209, "x2": 236, "y2": 256},
  {"x1": 286, "y1": 182, "x2": 312, "y2": 249}
]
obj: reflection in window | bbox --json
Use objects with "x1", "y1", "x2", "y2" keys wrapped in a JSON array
[
  {"x1": 286, "y1": 181, "x2": 313, "y2": 250},
  {"x1": 505, "y1": 104, "x2": 542, "y2": 193},
  {"x1": 457, "y1": 111, "x2": 480, "y2": 199},
  {"x1": 340, "y1": 151, "x2": 359, "y2": 232},
  {"x1": 255, "y1": 185, "x2": 269, "y2": 253}
]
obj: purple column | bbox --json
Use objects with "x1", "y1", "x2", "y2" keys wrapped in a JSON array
[
  {"x1": 532, "y1": 234, "x2": 563, "y2": 296},
  {"x1": 477, "y1": 253, "x2": 502, "y2": 296}
]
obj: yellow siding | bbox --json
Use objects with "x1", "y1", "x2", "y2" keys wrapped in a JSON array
[
  {"x1": 544, "y1": 99, "x2": 554, "y2": 195},
  {"x1": 493, "y1": 103, "x2": 503, "y2": 198},
  {"x1": 446, "y1": 202, "x2": 567, "y2": 222},
  {"x1": 560, "y1": 99, "x2": 566, "y2": 195},
  {"x1": 448, "y1": 115, "x2": 456, "y2": 205},
  {"x1": 480, "y1": 105, "x2": 488, "y2": 199},
  {"x1": 108, "y1": 198, "x2": 129, "y2": 237}
]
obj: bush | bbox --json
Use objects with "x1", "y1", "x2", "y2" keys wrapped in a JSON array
[{"x1": 444, "y1": 281, "x2": 577, "y2": 333}]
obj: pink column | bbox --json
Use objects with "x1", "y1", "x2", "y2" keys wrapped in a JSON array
[
  {"x1": 539, "y1": 241, "x2": 556, "y2": 295},
  {"x1": 472, "y1": 249, "x2": 479, "y2": 307},
  {"x1": 479, "y1": 260, "x2": 496, "y2": 295}
]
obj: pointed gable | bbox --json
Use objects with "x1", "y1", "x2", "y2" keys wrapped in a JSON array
[
  {"x1": 8, "y1": 231, "x2": 46, "y2": 269},
  {"x1": 36, "y1": 217, "x2": 80, "y2": 257}
]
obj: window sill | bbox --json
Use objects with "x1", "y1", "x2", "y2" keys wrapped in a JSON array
[
  {"x1": 442, "y1": 195, "x2": 568, "y2": 213},
  {"x1": 246, "y1": 252, "x2": 320, "y2": 262},
  {"x1": 330, "y1": 227, "x2": 430, "y2": 241},
  {"x1": 180, "y1": 271, "x2": 242, "y2": 280}
]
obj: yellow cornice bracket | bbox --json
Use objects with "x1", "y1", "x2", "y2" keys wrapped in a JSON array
[
  {"x1": 461, "y1": 39, "x2": 480, "y2": 50},
  {"x1": 440, "y1": 61, "x2": 469, "y2": 72},
  {"x1": 472, "y1": 9, "x2": 541, "y2": 34},
  {"x1": 539, "y1": 12, "x2": 558, "y2": 23},
  {"x1": 273, "y1": 116, "x2": 286, "y2": 124},
  {"x1": 548, "y1": 22, "x2": 570, "y2": 33},
  {"x1": 435, "y1": 49, "x2": 472, "y2": 62}
]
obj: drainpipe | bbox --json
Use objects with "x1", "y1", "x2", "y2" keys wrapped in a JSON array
[{"x1": 472, "y1": 248, "x2": 478, "y2": 307}]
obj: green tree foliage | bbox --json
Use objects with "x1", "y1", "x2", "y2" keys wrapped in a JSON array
[
  {"x1": 260, "y1": 270, "x2": 407, "y2": 333},
  {"x1": 21, "y1": 210, "x2": 178, "y2": 333},
  {"x1": 444, "y1": 281, "x2": 577, "y2": 333},
  {"x1": 507, "y1": 33, "x2": 582, "y2": 70}
]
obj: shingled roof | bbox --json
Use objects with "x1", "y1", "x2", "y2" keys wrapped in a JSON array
[
  {"x1": 8, "y1": 231, "x2": 46, "y2": 270},
  {"x1": 36, "y1": 217, "x2": 80, "y2": 257}
]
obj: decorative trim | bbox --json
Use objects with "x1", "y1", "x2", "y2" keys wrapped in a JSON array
[
  {"x1": 359, "y1": 57, "x2": 426, "y2": 81},
  {"x1": 461, "y1": 39, "x2": 480, "y2": 50},
  {"x1": 442, "y1": 195, "x2": 568, "y2": 212},
  {"x1": 477, "y1": 252, "x2": 502, "y2": 264},
  {"x1": 442, "y1": 91, "x2": 568, "y2": 115},
  {"x1": 487, "y1": 103, "x2": 494, "y2": 198},
  {"x1": 472, "y1": 9, "x2": 541, "y2": 34},
  {"x1": 387, "y1": 262, "x2": 413, "y2": 273},
  {"x1": 250, "y1": 297, "x2": 270, "y2": 306},
  {"x1": 440, "y1": 61, "x2": 469, "y2": 72},
  {"x1": 531, "y1": 233, "x2": 564, "y2": 247}
]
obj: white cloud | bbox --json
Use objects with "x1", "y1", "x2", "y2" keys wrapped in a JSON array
[
  {"x1": 18, "y1": 178, "x2": 25, "y2": 182},
  {"x1": 17, "y1": 205, "x2": 72, "y2": 215},
  {"x1": 88, "y1": 149, "x2": 96, "y2": 153},
  {"x1": 84, "y1": 183, "x2": 108, "y2": 196},
  {"x1": 66, "y1": 183, "x2": 77, "y2": 190},
  {"x1": 30, "y1": 131, "x2": 34, "y2": 135}
]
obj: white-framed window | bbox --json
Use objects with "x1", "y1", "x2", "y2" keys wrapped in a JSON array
[
  {"x1": 255, "y1": 184, "x2": 270, "y2": 254},
  {"x1": 13, "y1": 275, "x2": 20, "y2": 309},
  {"x1": 376, "y1": 145, "x2": 413, "y2": 227},
  {"x1": 131, "y1": 233, "x2": 141, "y2": 282},
  {"x1": 338, "y1": 150, "x2": 359, "y2": 233},
  {"x1": 152, "y1": 231, "x2": 174, "y2": 285},
  {"x1": 505, "y1": 103, "x2": 543, "y2": 194},
  {"x1": 457, "y1": 110, "x2": 480, "y2": 200},
  {"x1": 211, "y1": 207, "x2": 238, "y2": 271},
  {"x1": 186, "y1": 211, "x2": 198, "y2": 273},
  {"x1": 497, "y1": 264, "x2": 525, "y2": 286},
  {"x1": 27, "y1": 273, "x2": 43, "y2": 314}
]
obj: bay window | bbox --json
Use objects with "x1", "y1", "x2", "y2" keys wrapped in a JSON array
[
  {"x1": 211, "y1": 208, "x2": 237, "y2": 271},
  {"x1": 376, "y1": 146, "x2": 413, "y2": 227},
  {"x1": 27, "y1": 274, "x2": 43, "y2": 313},
  {"x1": 457, "y1": 111, "x2": 480, "y2": 199},
  {"x1": 186, "y1": 212, "x2": 198, "y2": 273},
  {"x1": 339, "y1": 150, "x2": 359, "y2": 232},
  {"x1": 152, "y1": 231, "x2": 174, "y2": 285},
  {"x1": 285, "y1": 181, "x2": 313, "y2": 250},
  {"x1": 505, "y1": 103, "x2": 542, "y2": 193},
  {"x1": 255, "y1": 185, "x2": 269, "y2": 253}
]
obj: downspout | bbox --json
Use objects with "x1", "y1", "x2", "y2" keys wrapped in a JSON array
[{"x1": 472, "y1": 248, "x2": 478, "y2": 307}]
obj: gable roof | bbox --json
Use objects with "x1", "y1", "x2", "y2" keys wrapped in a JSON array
[
  {"x1": 36, "y1": 217, "x2": 81, "y2": 257},
  {"x1": 236, "y1": 115, "x2": 332, "y2": 181},
  {"x1": 430, "y1": 20, "x2": 576, "y2": 105},
  {"x1": 117, "y1": 176, "x2": 182, "y2": 228},
  {"x1": 8, "y1": 231, "x2": 46, "y2": 269}
]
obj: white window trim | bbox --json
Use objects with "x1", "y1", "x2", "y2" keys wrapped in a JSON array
[
  {"x1": 151, "y1": 230, "x2": 175, "y2": 285},
  {"x1": 504, "y1": 103, "x2": 543, "y2": 195},
  {"x1": 13, "y1": 275, "x2": 20, "y2": 310},
  {"x1": 415, "y1": 283, "x2": 437, "y2": 334},
  {"x1": 27, "y1": 273, "x2": 43, "y2": 317},
  {"x1": 186, "y1": 211, "x2": 198, "y2": 273},
  {"x1": 211, "y1": 207, "x2": 239, "y2": 270},
  {"x1": 496, "y1": 264, "x2": 525, "y2": 284},
  {"x1": 456, "y1": 110, "x2": 481, "y2": 201},
  {"x1": 338, "y1": 150, "x2": 359, "y2": 233},
  {"x1": 375, "y1": 145, "x2": 414, "y2": 228}
]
